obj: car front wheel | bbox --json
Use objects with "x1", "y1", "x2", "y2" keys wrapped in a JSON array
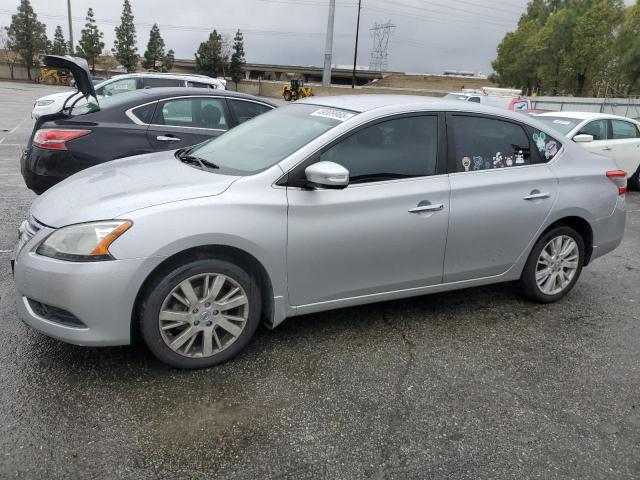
[
  {"x1": 139, "y1": 258, "x2": 261, "y2": 369},
  {"x1": 519, "y1": 226, "x2": 585, "y2": 303}
]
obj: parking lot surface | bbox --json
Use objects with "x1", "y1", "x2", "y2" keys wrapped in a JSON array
[{"x1": 0, "y1": 81, "x2": 639, "y2": 479}]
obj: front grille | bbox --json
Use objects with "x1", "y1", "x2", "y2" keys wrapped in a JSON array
[
  {"x1": 16, "y1": 214, "x2": 42, "y2": 255},
  {"x1": 27, "y1": 299, "x2": 86, "y2": 328}
]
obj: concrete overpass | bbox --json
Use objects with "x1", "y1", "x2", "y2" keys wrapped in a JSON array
[{"x1": 171, "y1": 58, "x2": 404, "y2": 86}]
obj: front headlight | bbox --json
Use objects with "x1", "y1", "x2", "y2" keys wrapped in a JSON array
[
  {"x1": 36, "y1": 220, "x2": 132, "y2": 262},
  {"x1": 35, "y1": 99, "x2": 55, "y2": 107}
]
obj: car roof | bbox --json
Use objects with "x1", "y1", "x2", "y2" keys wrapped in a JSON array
[
  {"x1": 537, "y1": 111, "x2": 638, "y2": 122},
  {"x1": 296, "y1": 94, "x2": 530, "y2": 119},
  {"x1": 109, "y1": 72, "x2": 224, "y2": 83},
  {"x1": 102, "y1": 87, "x2": 277, "y2": 109}
]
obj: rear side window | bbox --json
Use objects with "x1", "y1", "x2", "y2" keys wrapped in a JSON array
[
  {"x1": 154, "y1": 97, "x2": 228, "y2": 130},
  {"x1": 611, "y1": 120, "x2": 640, "y2": 139},
  {"x1": 229, "y1": 100, "x2": 273, "y2": 124},
  {"x1": 578, "y1": 120, "x2": 608, "y2": 141},
  {"x1": 531, "y1": 129, "x2": 562, "y2": 161},
  {"x1": 320, "y1": 115, "x2": 438, "y2": 183},
  {"x1": 131, "y1": 103, "x2": 156, "y2": 124},
  {"x1": 468, "y1": 97, "x2": 481, "y2": 103},
  {"x1": 187, "y1": 81, "x2": 211, "y2": 89},
  {"x1": 143, "y1": 77, "x2": 183, "y2": 88},
  {"x1": 450, "y1": 115, "x2": 531, "y2": 172}
]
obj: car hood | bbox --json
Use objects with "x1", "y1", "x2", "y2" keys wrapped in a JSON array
[
  {"x1": 36, "y1": 90, "x2": 79, "y2": 103},
  {"x1": 31, "y1": 152, "x2": 240, "y2": 228}
]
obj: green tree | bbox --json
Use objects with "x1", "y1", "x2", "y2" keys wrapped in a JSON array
[
  {"x1": 618, "y1": 1, "x2": 640, "y2": 94},
  {"x1": 50, "y1": 25, "x2": 67, "y2": 56},
  {"x1": 229, "y1": 29, "x2": 246, "y2": 86},
  {"x1": 195, "y1": 30, "x2": 223, "y2": 77},
  {"x1": 567, "y1": 0, "x2": 624, "y2": 95},
  {"x1": 142, "y1": 23, "x2": 165, "y2": 70},
  {"x1": 162, "y1": 49, "x2": 175, "y2": 72},
  {"x1": 4, "y1": 0, "x2": 48, "y2": 80},
  {"x1": 112, "y1": 0, "x2": 138, "y2": 72},
  {"x1": 76, "y1": 8, "x2": 104, "y2": 73},
  {"x1": 492, "y1": 20, "x2": 542, "y2": 94}
]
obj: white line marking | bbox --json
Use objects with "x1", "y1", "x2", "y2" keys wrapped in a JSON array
[
  {"x1": 0, "y1": 173, "x2": 20, "y2": 176},
  {"x1": 9, "y1": 115, "x2": 29, "y2": 134},
  {"x1": 0, "y1": 144, "x2": 25, "y2": 146},
  {"x1": 0, "y1": 250, "x2": 13, "y2": 253}
]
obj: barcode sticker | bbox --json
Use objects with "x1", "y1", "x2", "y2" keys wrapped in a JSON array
[{"x1": 310, "y1": 108, "x2": 355, "y2": 122}]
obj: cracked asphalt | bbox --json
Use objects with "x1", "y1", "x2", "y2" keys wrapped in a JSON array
[{"x1": 0, "y1": 81, "x2": 639, "y2": 479}]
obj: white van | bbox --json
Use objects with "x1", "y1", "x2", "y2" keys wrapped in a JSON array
[{"x1": 444, "y1": 87, "x2": 531, "y2": 111}]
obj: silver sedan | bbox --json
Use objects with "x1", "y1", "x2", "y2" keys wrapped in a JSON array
[{"x1": 13, "y1": 95, "x2": 627, "y2": 368}]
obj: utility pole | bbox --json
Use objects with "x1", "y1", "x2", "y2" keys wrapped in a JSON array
[
  {"x1": 322, "y1": 0, "x2": 336, "y2": 87},
  {"x1": 351, "y1": 0, "x2": 362, "y2": 88},
  {"x1": 67, "y1": 0, "x2": 74, "y2": 54}
]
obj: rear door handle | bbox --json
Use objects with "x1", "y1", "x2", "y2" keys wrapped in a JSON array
[
  {"x1": 409, "y1": 203, "x2": 444, "y2": 213},
  {"x1": 523, "y1": 192, "x2": 550, "y2": 201},
  {"x1": 157, "y1": 135, "x2": 181, "y2": 142}
]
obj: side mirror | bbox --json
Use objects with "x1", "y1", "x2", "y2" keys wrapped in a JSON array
[
  {"x1": 305, "y1": 161, "x2": 349, "y2": 189},
  {"x1": 573, "y1": 134, "x2": 594, "y2": 143}
]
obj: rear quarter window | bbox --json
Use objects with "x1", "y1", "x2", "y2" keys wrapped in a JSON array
[{"x1": 531, "y1": 129, "x2": 562, "y2": 162}]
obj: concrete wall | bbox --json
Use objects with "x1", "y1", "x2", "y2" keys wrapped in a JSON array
[
  {"x1": 228, "y1": 79, "x2": 447, "y2": 100},
  {"x1": 0, "y1": 64, "x2": 37, "y2": 81},
  {"x1": 531, "y1": 96, "x2": 640, "y2": 119}
]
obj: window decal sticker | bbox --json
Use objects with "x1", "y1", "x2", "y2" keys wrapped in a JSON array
[
  {"x1": 462, "y1": 156, "x2": 471, "y2": 171},
  {"x1": 493, "y1": 152, "x2": 505, "y2": 168},
  {"x1": 545, "y1": 141, "x2": 558, "y2": 159},
  {"x1": 310, "y1": 109, "x2": 355, "y2": 122},
  {"x1": 515, "y1": 150, "x2": 525, "y2": 164},
  {"x1": 533, "y1": 132, "x2": 547, "y2": 152},
  {"x1": 473, "y1": 156, "x2": 483, "y2": 170}
]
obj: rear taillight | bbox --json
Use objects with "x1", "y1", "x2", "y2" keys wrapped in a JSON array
[
  {"x1": 606, "y1": 170, "x2": 627, "y2": 195},
  {"x1": 33, "y1": 129, "x2": 91, "y2": 150}
]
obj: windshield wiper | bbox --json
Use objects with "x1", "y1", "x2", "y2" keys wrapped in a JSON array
[{"x1": 176, "y1": 148, "x2": 219, "y2": 169}]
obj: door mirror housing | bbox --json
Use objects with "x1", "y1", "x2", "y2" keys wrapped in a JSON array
[
  {"x1": 573, "y1": 134, "x2": 594, "y2": 143},
  {"x1": 305, "y1": 161, "x2": 349, "y2": 189}
]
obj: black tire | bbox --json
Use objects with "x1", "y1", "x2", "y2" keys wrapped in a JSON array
[
  {"x1": 518, "y1": 226, "x2": 585, "y2": 303},
  {"x1": 283, "y1": 90, "x2": 292, "y2": 102},
  {"x1": 628, "y1": 165, "x2": 640, "y2": 191},
  {"x1": 139, "y1": 258, "x2": 261, "y2": 369}
]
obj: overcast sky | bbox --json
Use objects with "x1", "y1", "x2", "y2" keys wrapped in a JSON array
[{"x1": 0, "y1": 0, "x2": 603, "y2": 74}]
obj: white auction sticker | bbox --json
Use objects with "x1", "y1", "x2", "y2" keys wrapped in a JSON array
[
  {"x1": 310, "y1": 108, "x2": 355, "y2": 122},
  {"x1": 553, "y1": 120, "x2": 572, "y2": 125}
]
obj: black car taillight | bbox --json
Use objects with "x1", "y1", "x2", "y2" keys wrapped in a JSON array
[{"x1": 32, "y1": 128, "x2": 91, "y2": 150}]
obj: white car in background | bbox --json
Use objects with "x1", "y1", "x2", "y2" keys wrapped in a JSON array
[
  {"x1": 32, "y1": 71, "x2": 227, "y2": 119},
  {"x1": 536, "y1": 111, "x2": 640, "y2": 190}
]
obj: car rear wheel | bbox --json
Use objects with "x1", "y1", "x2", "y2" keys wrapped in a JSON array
[
  {"x1": 518, "y1": 226, "x2": 584, "y2": 303},
  {"x1": 139, "y1": 258, "x2": 261, "y2": 369}
]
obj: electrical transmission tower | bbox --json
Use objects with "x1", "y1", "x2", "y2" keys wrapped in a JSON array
[{"x1": 369, "y1": 21, "x2": 395, "y2": 72}]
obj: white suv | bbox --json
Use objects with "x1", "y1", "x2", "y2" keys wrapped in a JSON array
[{"x1": 32, "y1": 72, "x2": 227, "y2": 119}]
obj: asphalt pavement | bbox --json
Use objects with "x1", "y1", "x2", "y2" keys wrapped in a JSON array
[{"x1": 0, "y1": 80, "x2": 639, "y2": 479}]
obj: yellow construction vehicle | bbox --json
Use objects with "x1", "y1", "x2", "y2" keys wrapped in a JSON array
[
  {"x1": 282, "y1": 79, "x2": 314, "y2": 101},
  {"x1": 38, "y1": 67, "x2": 72, "y2": 85}
]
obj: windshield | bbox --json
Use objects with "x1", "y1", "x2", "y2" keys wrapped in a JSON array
[
  {"x1": 536, "y1": 116, "x2": 581, "y2": 136},
  {"x1": 187, "y1": 104, "x2": 355, "y2": 174},
  {"x1": 69, "y1": 90, "x2": 143, "y2": 116}
]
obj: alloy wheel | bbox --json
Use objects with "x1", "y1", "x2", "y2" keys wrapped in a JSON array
[
  {"x1": 158, "y1": 273, "x2": 249, "y2": 358},
  {"x1": 535, "y1": 235, "x2": 579, "y2": 296}
]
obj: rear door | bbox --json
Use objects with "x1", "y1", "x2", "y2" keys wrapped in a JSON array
[
  {"x1": 444, "y1": 114, "x2": 559, "y2": 282},
  {"x1": 573, "y1": 119, "x2": 610, "y2": 156},
  {"x1": 146, "y1": 96, "x2": 230, "y2": 151},
  {"x1": 606, "y1": 119, "x2": 640, "y2": 176}
]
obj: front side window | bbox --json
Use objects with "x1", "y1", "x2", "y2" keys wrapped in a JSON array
[
  {"x1": 578, "y1": 120, "x2": 608, "y2": 141},
  {"x1": 99, "y1": 78, "x2": 137, "y2": 97},
  {"x1": 319, "y1": 115, "x2": 438, "y2": 183},
  {"x1": 188, "y1": 104, "x2": 351, "y2": 174},
  {"x1": 451, "y1": 115, "x2": 531, "y2": 172},
  {"x1": 611, "y1": 120, "x2": 640, "y2": 139},
  {"x1": 155, "y1": 98, "x2": 228, "y2": 130},
  {"x1": 229, "y1": 100, "x2": 273, "y2": 124}
]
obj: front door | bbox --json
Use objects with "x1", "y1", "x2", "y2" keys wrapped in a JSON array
[
  {"x1": 286, "y1": 114, "x2": 450, "y2": 307},
  {"x1": 444, "y1": 114, "x2": 559, "y2": 283},
  {"x1": 146, "y1": 96, "x2": 230, "y2": 151}
]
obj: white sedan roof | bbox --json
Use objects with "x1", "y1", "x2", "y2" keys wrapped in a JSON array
[{"x1": 537, "y1": 111, "x2": 638, "y2": 123}]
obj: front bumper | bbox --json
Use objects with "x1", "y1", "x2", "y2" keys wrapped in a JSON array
[{"x1": 14, "y1": 245, "x2": 149, "y2": 346}]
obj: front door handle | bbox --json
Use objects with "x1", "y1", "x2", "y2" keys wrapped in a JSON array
[
  {"x1": 157, "y1": 135, "x2": 181, "y2": 142},
  {"x1": 409, "y1": 203, "x2": 444, "y2": 213},
  {"x1": 602, "y1": 146, "x2": 612, "y2": 151},
  {"x1": 523, "y1": 192, "x2": 550, "y2": 201}
]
